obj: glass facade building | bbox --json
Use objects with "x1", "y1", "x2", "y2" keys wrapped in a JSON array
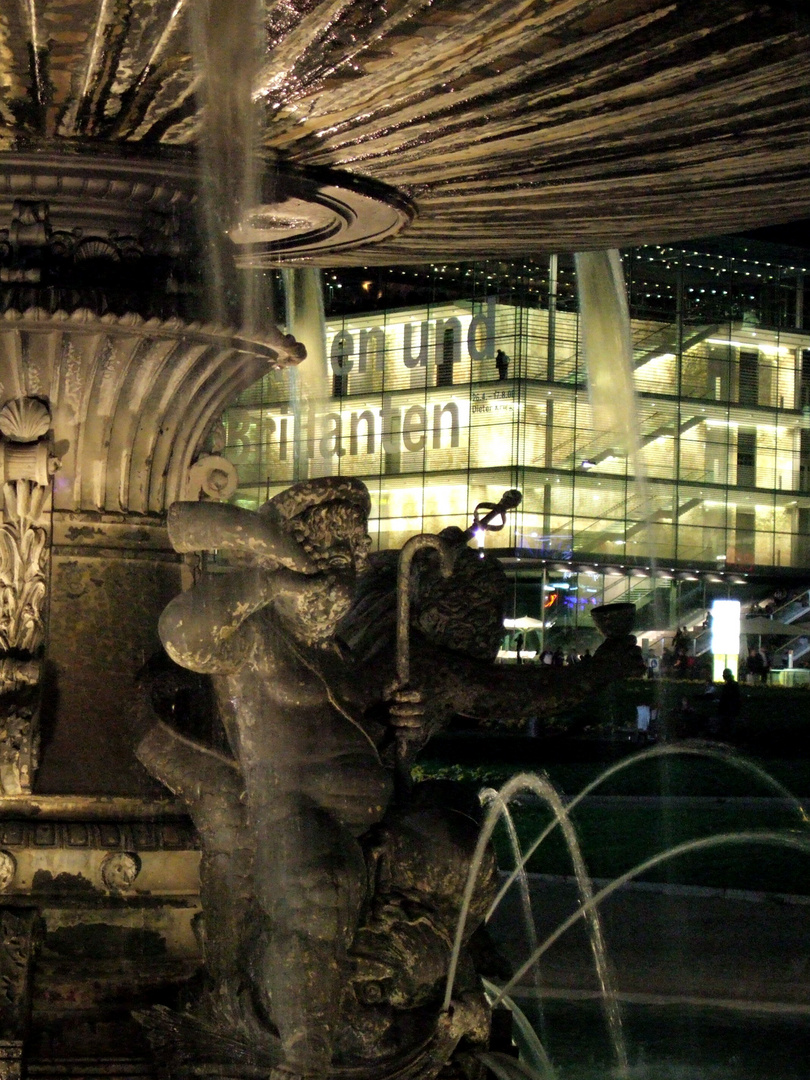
[{"x1": 221, "y1": 239, "x2": 810, "y2": 649}]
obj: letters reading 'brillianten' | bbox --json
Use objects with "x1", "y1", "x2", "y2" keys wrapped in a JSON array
[{"x1": 243, "y1": 401, "x2": 462, "y2": 461}]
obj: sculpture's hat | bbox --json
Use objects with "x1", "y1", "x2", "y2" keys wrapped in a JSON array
[{"x1": 263, "y1": 476, "x2": 371, "y2": 525}]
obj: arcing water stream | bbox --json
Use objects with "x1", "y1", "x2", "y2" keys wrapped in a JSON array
[
  {"x1": 447, "y1": 772, "x2": 629, "y2": 1077},
  {"x1": 496, "y1": 828, "x2": 810, "y2": 1005},
  {"x1": 479, "y1": 789, "x2": 549, "y2": 1045},
  {"x1": 488, "y1": 741, "x2": 810, "y2": 922},
  {"x1": 449, "y1": 749, "x2": 810, "y2": 1080}
]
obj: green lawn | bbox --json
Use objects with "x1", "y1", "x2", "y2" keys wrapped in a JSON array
[
  {"x1": 491, "y1": 801, "x2": 810, "y2": 895},
  {"x1": 414, "y1": 748, "x2": 810, "y2": 894},
  {"x1": 416, "y1": 685, "x2": 810, "y2": 894},
  {"x1": 414, "y1": 751, "x2": 810, "y2": 798}
]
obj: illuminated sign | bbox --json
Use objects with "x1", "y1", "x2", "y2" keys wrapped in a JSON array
[
  {"x1": 711, "y1": 600, "x2": 741, "y2": 654},
  {"x1": 711, "y1": 599, "x2": 741, "y2": 680},
  {"x1": 229, "y1": 399, "x2": 463, "y2": 462},
  {"x1": 327, "y1": 297, "x2": 496, "y2": 373}
]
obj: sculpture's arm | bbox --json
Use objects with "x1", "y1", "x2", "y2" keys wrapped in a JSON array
[
  {"x1": 135, "y1": 715, "x2": 246, "y2": 851},
  {"x1": 161, "y1": 501, "x2": 320, "y2": 673},
  {"x1": 159, "y1": 565, "x2": 335, "y2": 673},
  {"x1": 167, "y1": 501, "x2": 314, "y2": 571},
  {"x1": 413, "y1": 635, "x2": 644, "y2": 725},
  {"x1": 137, "y1": 720, "x2": 242, "y2": 799},
  {"x1": 159, "y1": 568, "x2": 270, "y2": 672}
]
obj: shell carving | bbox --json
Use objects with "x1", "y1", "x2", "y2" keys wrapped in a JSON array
[{"x1": 0, "y1": 398, "x2": 51, "y2": 443}]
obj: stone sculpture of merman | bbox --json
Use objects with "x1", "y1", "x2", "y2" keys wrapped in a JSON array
[{"x1": 135, "y1": 476, "x2": 643, "y2": 1080}]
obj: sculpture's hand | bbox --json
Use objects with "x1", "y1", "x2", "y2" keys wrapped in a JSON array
[
  {"x1": 386, "y1": 684, "x2": 426, "y2": 747},
  {"x1": 384, "y1": 683, "x2": 427, "y2": 798},
  {"x1": 386, "y1": 686, "x2": 425, "y2": 738}
]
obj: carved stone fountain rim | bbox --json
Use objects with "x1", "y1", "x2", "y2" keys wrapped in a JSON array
[
  {"x1": 0, "y1": 146, "x2": 197, "y2": 201},
  {"x1": 0, "y1": 145, "x2": 414, "y2": 261},
  {"x1": 0, "y1": 305, "x2": 305, "y2": 366}
]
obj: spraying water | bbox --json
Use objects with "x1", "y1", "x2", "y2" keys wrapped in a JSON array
[
  {"x1": 480, "y1": 788, "x2": 548, "y2": 1038},
  {"x1": 489, "y1": 741, "x2": 810, "y2": 921},
  {"x1": 454, "y1": 749, "x2": 810, "y2": 1076},
  {"x1": 495, "y1": 829, "x2": 810, "y2": 1005},
  {"x1": 446, "y1": 772, "x2": 630, "y2": 1078},
  {"x1": 481, "y1": 978, "x2": 558, "y2": 1080}
]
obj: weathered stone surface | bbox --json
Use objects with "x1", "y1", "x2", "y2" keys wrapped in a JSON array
[
  {"x1": 0, "y1": 401, "x2": 54, "y2": 796},
  {"x1": 0, "y1": 797, "x2": 201, "y2": 1065},
  {"x1": 0, "y1": 1040, "x2": 23, "y2": 1080},
  {"x1": 0, "y1": 907, "x2": 38, "y2": 1046},
  {"x1": 41, "y1": 546, "x2": 182, "y2": 795}
]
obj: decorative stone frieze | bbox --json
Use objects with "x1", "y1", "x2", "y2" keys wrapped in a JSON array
[{"x1": 0, "y1": 816, "x2": 196, "y2": 853}]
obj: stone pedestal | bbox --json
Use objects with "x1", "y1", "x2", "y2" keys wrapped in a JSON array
[{"x1": 41, "y1": 514, "x2": 182, "y2": 795}]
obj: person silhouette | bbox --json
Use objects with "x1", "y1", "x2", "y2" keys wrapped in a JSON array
[{"x1": 718, "y1": 667, "x2": 740, "y2": 739}]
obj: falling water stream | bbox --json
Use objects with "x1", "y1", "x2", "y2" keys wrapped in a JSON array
[
  {"x1": 446, "y1": 772, "x2": 630, "y2": 1078},
  {"x1": 283, "y1": 267, "x2": 331, "y2": 480},
  {"x1": 190, "y1": 0, "x2": 264, "y2": 327},
  {"x1": 574, "y1": 249, "x2": 661, "y2": 565},
  {"x1": 574, "y1": 251, "x2": 638, "y2": 460}
]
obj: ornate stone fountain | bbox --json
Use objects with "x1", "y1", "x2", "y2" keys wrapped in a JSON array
[
  {"x1": 0, "y1": 1, "x2": 810, "y2": 1076},
  {"x1": 2, "y1": 2, "x2": 810, "y2": 264},
  {"x1": 0, "y1": 177, "x2": 304, "y2": 1080}
]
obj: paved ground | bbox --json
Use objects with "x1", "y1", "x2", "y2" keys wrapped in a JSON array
[{"x1": 488, "y1": 874, "x2": 810, "y2": 1013}]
